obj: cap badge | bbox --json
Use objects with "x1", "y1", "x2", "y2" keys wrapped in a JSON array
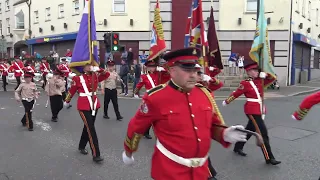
[{"x1": 192, "y1": 49, "x2": 197, "y2": 55}]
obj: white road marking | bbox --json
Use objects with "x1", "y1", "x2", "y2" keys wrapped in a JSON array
[{"x1": 0, "y1": 107, "x2": 5, "y2": 110}]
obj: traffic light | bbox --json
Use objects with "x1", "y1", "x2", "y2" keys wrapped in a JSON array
[{"x1": 111, "y1": 33, "x2": 120, "y2": 52}]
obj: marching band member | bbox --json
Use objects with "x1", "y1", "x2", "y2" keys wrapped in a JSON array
[
  {"x1": 24, "y1": 60, "x2": 36, "y2": 82},
  {"x1": 64, "y1": 64, "x2": 110, "y2": 163},
  {"x1": 15, "y1": 71, "x2": 39, "y2": 131},
  {"x1": 45, "y1": 69, "x2": 66, "y2": 122},
  {"x1": 133, "y1": 60, "x2": 159, "y2": 139},
  {"x1": 122, "y1": 47, "x2": 247, "y2": 180},
  {"x1": 101, "y1": 60, "x2": 123, "y2": 121},
  {"x1": 0, "y1": 59, "x2": 9, "y2": 91},
  {"x1": 58, "y1": 58, "x2": 71, "y2": 98},
  {"x1": 9, "y1": 56, "x2": 24, "y2": 90},
  {"x1": 292, "y1": 91, "x2": 320, "y2": 120},
  {"x1": 222, "y1": 60, "x2": 281, "y2": 165},
  {"x1": 40, "y1": 57, "x2": 51, "y2": 89}
]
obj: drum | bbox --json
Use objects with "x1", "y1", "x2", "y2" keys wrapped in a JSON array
[
  {"x1": 7, "y1": 73, "x2": 15, "y2": 81},
  {"x1": 33, "y1": 73, "x2": 42, "y2": 82}
]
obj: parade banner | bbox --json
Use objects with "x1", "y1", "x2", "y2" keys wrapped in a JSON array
[
  {"x1": 206, "y1": 6, "x2": 223, "y2": 70},
  {"x1": 184, "y1": 0, "x2": 207, "y2": 48},
  {"x1": 249, "y1": 0, "x2": 276, "y2": 81},
  {"x1": 148, "y1": 0, "x2": 166, "y2": 61},
  {"x1": 69, "y1": 0, "x2": 99, "y2": 74}
]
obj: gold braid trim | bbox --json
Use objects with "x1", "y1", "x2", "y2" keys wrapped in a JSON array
[
  {"x1": 65, "y1": 92, "x2": 72, "y2": 102},
  {"x1": 226, "y1": 96, "x2": 235, "y2": 104},
  {"x1": 133, "y1": 88, "x2": 139, "y2": 94},
  {"x1": 213, "y1": 78, "x2": 220, "y2": 85},
  {"x1": 198, "y1": 87, "x2": 225, "y2": 125},
  {"x1": 125, "y1": 133, "x2": 143, "y2": 152},
  {"x1": 297, "y1": 108, "x2": 309, "y2": 119}
]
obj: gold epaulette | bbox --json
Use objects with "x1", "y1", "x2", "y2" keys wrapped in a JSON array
[
  {"x1": 196, "y1": 83, "x2": 212, "y2": 92},
  {"x1": 147, "y1": 84, "x2": 167, "y2": 96},
  {"x1": 246, "y1": 78, "x2": 253, "y2": 81},
  {"x1": 195, "y1": 83, "x2": 204, "y2": 87}
]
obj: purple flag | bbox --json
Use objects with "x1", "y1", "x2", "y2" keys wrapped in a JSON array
[{"x1": 69, "y1": 0, "x2": 98, "y2": 74}]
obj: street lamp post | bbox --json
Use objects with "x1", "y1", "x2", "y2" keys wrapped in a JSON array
[{"x1": 26, "y1": 0, "x2": 31, "y2": 54}]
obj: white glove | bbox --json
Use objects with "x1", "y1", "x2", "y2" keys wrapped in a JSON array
[
  {"x1": 90, "y1": 66, "x2": 100, "y2": 72},
  {"x1": 69, "y1": 73, "x2": 76, "y2": 78},
  {"x1": 222, "y1": 101, "x2": 227, "y2": 107},
  {"x1": 122, "y1": 151, "x2": 134, "y2": 165},
  {"x1": 291, "y1": 115, "x2": 297, "y2": 120},
  {"x1": 134, "y1": 94, "x2": 139, "y2": 98},
  {"x1": 63, "y1": 101, "x2": 70, "y2": 107},
  {"x1": 156, "y1": 66, "x2": 165, "y2": 71},
  {"x1": 209, "y1": 66, "x2": 215, "y2": 71},
  {"x1": 223, "y1": 125, "x2": 247, "y2": 143},
  {"x1": 259, "y1": 72, "x2": 267, "y2": 79},
  {"x1": 202, "y1": 74, "x2": 212, "y2": 82}
]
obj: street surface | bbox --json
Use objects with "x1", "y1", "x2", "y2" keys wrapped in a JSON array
[{"x1": 0, "y1": 83, "x2": 319, "y2": 180}]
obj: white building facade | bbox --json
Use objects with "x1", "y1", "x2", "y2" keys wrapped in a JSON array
[{"x1": 0, "y1": 0, "x2": 16, "y2": 57}]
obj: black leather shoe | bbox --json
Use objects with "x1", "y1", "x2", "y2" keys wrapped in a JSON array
[
  {"x1": 93, "y1": 156, "x2": 104, "y2": 162},
  {"x1": 51, "y1": 118, "x2": 58, "y2": 122},
  {"x1": 79, "y1": 149, "x2": 88, "y2": 155},
  {"x1": 28, "y1": 128, "x2": 33, "y2": 131},
  {"x1": 22, "y1": 123, "x2": 26, "y2": 127},
  {"x1": 103, "y1": 115, "x2": 110, "y2": 119},
  {"x1": 67, "y1": 104, "x2": 72, "y2": 109},
  {"x1": 144, "y1": 134, "x2": 152, "y2": 139},
  {"x1": 117, "y1": 116, "x2": 123, "y2": 121},
  {"x1": 266, "y1": 159, "x2": 281, "y2": 165},
  {"x1": 233, "y1": 149, "x2": 247, "y2": 156}
]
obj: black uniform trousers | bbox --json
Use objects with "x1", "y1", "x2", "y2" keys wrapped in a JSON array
[
  {"x1": 103, "y1": 88, "x2": 121, "y2": 118},
  {"x1": 42, "y1": 74, "x2": 47, "y2": 89},
  {"x1": 62, "y1": 92, "x2": 66, "y2": 101},
  {"x1": 78, "y1": 110, "x2": 101, "y2": 158},
  {"x1": 144, "y1": 126, "x2": 151, "y2": 136},
  {"x1": 50, "y1": 95, "x2": 63, "y2": 119},
  {"x1": 207, "y1": 157, "x2": 217, "y2": 178},
  {"x1": 234, "y1": 114, "x2": 275, "y2": 161},
  {"x1": 2, "y1": 75, "x2": 7, "y2": 90},
  {"x1": 15, "y1": 77, "x2": 21, "y2": 90},
  {"x1": 21, "y1": 100, "x2": 34, "y2": 129}
]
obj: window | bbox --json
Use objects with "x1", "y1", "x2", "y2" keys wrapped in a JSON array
[
  {"x1": 45, "y1": 7, "x2": 51, "y2": 21},
  {"x1": 246, "y1": 0, "x2": 257, "y2": 12},
  {"x1": 6, "y1": 18, "x2": 10, "y2": 34},
  {"x1": 308, "y1": 1, "x2": 311, "y2": 19},
  {"x1": 113, "y1": 0, "x2": 126, "y2": 13},
  {"x1": 296, "y1": 0, "x2": 300, "y2": 13},
  {"x1": 34, "y1": 11, "x2": 39, "y2": 23},
  {"x1": 58, "y1": 4, "x2": 64, "y2": 18},
  {"x1": 5, "y1": 0, "x2": 9, "y2": 11},
  {"x1": 73, "y1": 0, "x2": 80, "y2": 15},
  {"x1": 0, "y1": 3, "x2": 2, "y2": 13},
  {"x1": 302, "y1": 0, "x2": 306, "y2": 16},
  {"x1": 317, "y1": 8, "x2": 319, "y2": 26},
  {"x1": 15, "y1": 10, "x2": 24, "y2": 29},
  {"x1": 0, "y1": 21, "x2": 2, "y2": 35}
]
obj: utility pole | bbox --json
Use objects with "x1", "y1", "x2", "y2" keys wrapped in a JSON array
[{"x1": 26, "y1": 0, "x2": 32, "y2": 54}]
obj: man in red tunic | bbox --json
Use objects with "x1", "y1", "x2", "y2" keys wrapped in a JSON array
[
  {"x1": 122, "y1": 47, "x2": 247, "y2": 180},
  {"x1": 9, "y1": 56, "x2": 24, "y2": 90},
  {"x1": 0, "y1": 59, "x2": 9, "y2": 91},
  {"x1": 222, "y1": 59, "x2": 281, "y2": 165},
  {"x1": 64, "y1": 64, "x2": 110, "y2": 163},
  {"x1": 292, "y1": 91, "x2": 320, "y2": 120},
  {"x1": 40, "y1": 57, "x2": 51, "y2": 89}
]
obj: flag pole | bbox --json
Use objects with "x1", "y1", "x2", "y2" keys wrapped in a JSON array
[
  {"x1": 88, "y1": 0, "x2": 95, "y2": 107},
  {"x1": 256, "y1": 0, "x2": 265, "y2": 117}
]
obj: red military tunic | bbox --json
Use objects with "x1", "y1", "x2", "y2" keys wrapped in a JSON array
[
  {"x1": 58, "y1": 63, "x2": 71, "y2": 77},
  {"x1": 159, "y1": 70, "x2": 171, "y2": 84},
  {"x1": 224, "y1": 74, "x2": 275, "y2": 115},
  {"x1": 23, "y1": 65, "x2": 36, "y2": 73},
  {"x1": 40, "y1": 62, "x2": 50, "y2": 75},
  {"x1": 65, "y1": 72, "x2": 110, "y2": 111},
  {"x1": 124, "y1": 80, "x2": 230, "y2": 180},
  {"x1": 134, "y1": 72, "x2": 158, "y2": 94},
  {"x1": 9, "y1": 61, "x2": 24, "y2": 77},
  {"x1": 0, "y1": 63, "x2": 9, "y2": 76},
  {"x1": 292, "y1": 91, "x2": 320, "y2": 120}
]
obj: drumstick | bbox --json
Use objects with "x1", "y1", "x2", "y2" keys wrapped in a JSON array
[
  {"x1": 213, "y1": 124, "x2": 264, "y2": 147},
  {"x1": 45, "y1": 98, "x2": 49, "y2": 108}
]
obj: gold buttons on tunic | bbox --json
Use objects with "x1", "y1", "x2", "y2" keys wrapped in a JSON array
[
  {"x1": 169, "y1": 110, "x2": 173, "y2": 113},
  {"x1": 191, "y1": 114, "x2": 195, "y2": 118},
  {"x1": 197, "y1": 138, "x2": 201, "y2": 142},
  {"x1": 189, "y1": 103, "x2": 192, "y2": 106},
  {"x1": 194, "y1": 127, "x2": 198, "y2": 130},
  {"x1": 187, "y1": 93, "x2": 190, "y2": 96}
]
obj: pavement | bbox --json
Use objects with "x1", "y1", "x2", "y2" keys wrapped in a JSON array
[{"x1": 0, "y1": 82, "x2": 320, "y2": 179}]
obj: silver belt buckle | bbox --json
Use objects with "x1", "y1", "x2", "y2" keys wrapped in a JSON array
[{"x1": 190, "y1": 159, "x2": 200, "y2": 167}]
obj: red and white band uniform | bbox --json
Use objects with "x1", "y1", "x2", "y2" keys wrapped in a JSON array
[
  {"x1": 64, "y1": 68, "x2": 110, "y2": 161},
  {"x1": 292, "y1": 91, "x2": 320, "y2": 120},
  {"x1": 0, "y1": 61, "x2": 9, "y2": 91},
  {"x1": 122, "y1": 47, "x2": 247, "y2": 180},
  {"x1": 9, "y1": 60, "x2": 24, "y2": 90},
  {"x1": 222, "y1": 61, "x2": 281, "y2": 165},
  {"x1": 40, "y1": 60, "x2": 51, "y2": 89}
]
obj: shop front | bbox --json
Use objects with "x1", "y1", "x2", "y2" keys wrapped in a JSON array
[
  {"x1": 26, "y1": 32, "x2": 77, "y2": 57},
  {"x1": 290, "y1": 33, "x2": 317, "y2": 85}
]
